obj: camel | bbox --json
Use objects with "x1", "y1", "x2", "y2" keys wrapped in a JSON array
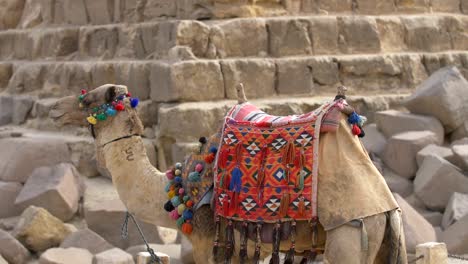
[{"x1": 50, "y1": 84, "x2": 407, "y2": 264}]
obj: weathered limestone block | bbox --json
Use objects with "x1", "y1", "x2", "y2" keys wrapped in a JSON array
[
  {"x1": 441, "y1": 192, "x2": 468, "y2": 229},
  {"x1": 150, "y1": 60, "x2": 224, "y2": 102},
  {"x1": 440, "y1": 214, "x2": 468, "y2": 254},
  {"x1": 0, "y1": 216, "x2": 19, "y2": 231},
  {"x1": 276, "y1": 58, "x2": 313, "y2": 95},
  {"x1": 210, "y1": 19, "x2": 267, "y2": 58},
  {"x1": 137, "y1": 100, "x2": 158, "y2": 128},
  {"x1": 395, "y1": 0, "x2": 429, "y2": 13},
  {"x1": 18, "y1": 0, "x2": 53, "y2": 28},
  {"x1": 338, "y1": 16, "x2": 381, "y2": 54},
  {"x1": 404, "y1": 66, "x2": 468, "y2": 133},
  {"x1": 314, "y1": 0, "x2": 352, "y2": 12},
  {"x1": 43, "y1": 63, "x2": 93, "y2": 97},
  {"x1": 0, "y1": 0, "x2": 25, "y2": 30},
  {"x1": 416, "y1": 145, "x2": 457, "y2": 167},
  {"x1": 84, "y1": 0, "x2": 112, "y2": 24},
  {"x1": 66, "y1": 137, "x2": 98, "y2": 178},
  {"x1": 136, "y1": 252, "x2": 170, "y2": 264},
  {"x1": 415, "y1": 242, "x2": 448, "y2": 264},
  {"x1": 0, "y1": 96, "x2": 13, "y2": 125},
  {"x1": 83, "y1": 177, "x2": 163, "y2": 248},
  {"x1": 431, "y1": 0, "x2": 460, "y2": 12},
  {"x1": 268, "y1": 18, "x2": 312, "y2": 57},
  {"x1": 12, "y1": 206, "x2": 71, "y2": 252},
  {"x1": 143, "y1": 0, "x2": 176, "y2": 19},
  {"x1": 442, "y1": 16, "x2": 468, "y2": 51},
  {"x1": 0, "y1": 63, "x2": 12, "y2": 89},
  {"x1": 414, "y1": 155, "x2": 468, "y2": 211},
  {"x1": 39, "y1": 247, "x2": 93, "y2": 264},
  {"x1": 114, "y1": 62, "x2": 150, "y2": 100},
  {"x1": 394, "y1": 194, "x2": 437, "y2": 254},
  {"x1": 12, "y1": 95, "x2": 34, "y2": 125},
  {"x1": 309, "y1": 57, "x2": 340, "y2": 86},
  {"x1": 383, "y1": 168, "x2": 413, "y2": 197},
  {"x1": 171, "y1": 142, "x2": 199, "y2": 164},
  {"x1": 0, "y1": 230, "x2": 30, "y2": 264},
  {"x1": 60, "y1": 229, "x2": 114, "y2": 254},
  {"x1": 376, "y1": 17, "x2": 405, "y2": 52},
  {"x1": 420, "y1": 210, "x2": 443, "y2": 227},
  {"x1": 126, "y1": 243, "x2": 180, "y2": 262},
  {"x1": 375, "y1": 110, "x2": 444, "y2": 144},
  {"x1": 382, "y1": 131, "x2": 439, "y2": 179},
  {"x1": 0, "y1": 182, "x2": 22, "y2": 218},
  {"x1": 0, "y1": 137, "x2": 71, "y2": 183},
  {"x1": 405, "y1": 193, "x2": 426, "y2": 211},
  {"x1": 355, "y1": 0, "x2": 396, "y2": 14},
  {"x1": 34, "y1": 28, "x2": 78, "y2": 59},
  {"x1": 361, "y1": 123, "x2": 387, "y2": 155},
  {"x1": 308, "y1": 17, "x2": 338, "y2": 55},
  {"x1": 0, "y1": 255, "x2": 6, "y2": 264},
  {"x1": 15, "y1": 163, "x2": 83, "y2": 221},
  {"x1": 63, "y1": 0, "x2": 88, "y2": 25},
  {"x1": 175, "y1": 20, "x2": 210, "y2": 58},
  {"x1": 400, "y1": 54, "x2": 429, "y2": 87},
  {"x1": 221, "y1": 59, "x2": 276, "y2": 99},
  {"x1": 7, "y1": 63, "x2": 46, "y2": 94},
  {"x1": 79, "y1": 26, "x2": 119, "y2": 59},
  {"x1": 452, "y1": 144, "x2": 468, "y2": 171},
  {"x1": 450, "y1": 121, "x2": 468, "y2": 142},
  {"x1": 94, "y1": 248, "x2": 134, "y2": 264},
  {"x1": 402, "y1": 17, "x2": 451, "y2": 52}
]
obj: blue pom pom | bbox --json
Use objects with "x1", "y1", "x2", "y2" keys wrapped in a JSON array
[
  {"x1": 171, "y1": 196, "x2": 181, "y2": 207},
  {"x1": 117, "y1": 95, "x2": 125, "y2": 100},
  {"x1": 164, "y1": 182, "x2": 172, "y2": 193},
  {"x1": 183, "y1": 210, "x2": 193, "y2": 220},
  {"x1": 348, "y1": 112, "x2": 361, "y2": 125},
  {"x1": 130, "y1": 98, "x2": 139, "y2": 108},
  {"x1": 209, "y1": 146, "x2": 218, "y2": 154},
  {"x1": 174, "y1": 176, "x2": 182, "y2": 183},
  {"x1": 188, "y1": 172, "x2": 200, "y2": 182},
  {"x1": 105, "y1": 107, "x2": 117, "y2": 117}
]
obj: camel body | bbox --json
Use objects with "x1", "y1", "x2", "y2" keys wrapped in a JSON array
[{"x1": 50, "y1": 84, "x2": 407, "y2": 264}]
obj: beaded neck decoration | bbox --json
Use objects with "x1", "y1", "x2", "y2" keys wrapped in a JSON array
[{"x1": 78, "y1": 89, "x2": 139, "y2": 125}]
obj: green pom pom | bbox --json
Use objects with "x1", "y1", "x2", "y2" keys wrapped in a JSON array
[
  {"x1": 183, "y1": 195, "x2": 190, "y2": 202},
  {"x1": 176, "y1": 216, "x2": 185, "y2": 228},
  {"x1": 96, "y1": 113, "x2": 107, "y2": 121},
  {"x1": 78, "y1": 94, "x2": 85, "y2": 101},
  {"x1": 92, "y1": 107, "x2": 99, "y2": 113}
]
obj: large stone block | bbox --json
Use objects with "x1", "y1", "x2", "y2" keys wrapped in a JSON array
[
  {"x1": 268, "y1": 18, "x2": 312, "y2": 57},
  {"x1": 383, "y1": 168, "x2": 414, "y2": 197},
  {"x1": 415, "y1": 242, "x2": 448, "y2": 264},
  {"x1": 440, "y1": 214, "x2": 468, "y2": 254},
  {"x1": 395, "y1": 0, "x2": 429, "y2": 13},
  {"x1": 361, "y1": 123, "x2": 387, "y2": 155},
  {"x1": 210, "y1": 19, "x2": 267, "y2": 58},
  {"x1": 151, "y1": 60, "x2": 224, "y2": 102},
  {"x1": 414, "y1": 155, "x2": 468, "y2": 211},
  {"x1": 34, "y1": 28, "x2": 78, "y2": 59},
  {"x1": 420, "y1": 210, "x2": 443, "y2": 227},
  {"x1": 83, "y1": 177, "x2": 163, "y2": 249},
  {"x1": 0, "y1": 181, "x2": 22, "y2": 218},
  {"x1": 63, "y1": 0, "x2": 88, "y2": 25},
  {"x1": 308, "y1": 17, "x2": 338, "y2": 55},
  {"x1": 394, "y1": 194, "x2": 437, "y2": 254},
  {"x1": 338, "y1": 16, "x2": 381, "y2": 54},
  {"x1": 174, "y1": 20, "x2": 210, "y2": 58},
  {"x1": 15, "y1": 163, "x2": 83, "y2": 221},
  {"x1": 375, "y1": 110, "x2": 444, "y2": 144},
  {"x1": 18, "y1": 0, "x2": 53, "y2": 28},
  {"x1": 221, "y1": 59, "x2": 276, "y2": 100},
  {"x1": 126, "y1": 244, "x2": 181, "y2": 263},
  {"x1": 402, "y1": 17, "x2": 451, "y2": 52},
  {"x1": 12, "y1": 206, "x2": 71, "y2": 252},
  {"x1": 0, "y1": 136, "x2": 71, "y2": 183},
  {"x1": 114, "y1": 62, "x2": 150, "y2": 100},
  {"x1": 441, "y1": 192, "x2": 468, "y2": 229},
  {"x1": 84, "y1": 0, "x2": 112, "y2": 24},
  {"x1": 0, "y1": 230, "x2": 30, "y2": 264},
  {"x1": 94, "y1": 248, "x2": 134, "y2": 264},
  {"x1": 0, "y1": 96, "x2": 13, "y2": 125},
  {"x1": 404, "y1": 66, "x2": 468, "y2": 133},
  {"x1": 60, "y1": 228, "x2": 114, "y2": 254},
  {"x1": 0, "y1": 63, "x2": 12, "y2": 89},
  {"x1": 39, "y1": 247, "x2": 93, "y2": 264},
  {"x1": 0, "y1": 0, "x2": 25, "y2": 30},
  {"x1": 382, "y1": 131, "x2": 439, "y2": 179},
  {"x1": 79, "y1": 26, "x2": 119, "y2": 59},
  {"x1": 7, "y1": 63, "x2": 46, "y2": 94},
  {"x1": 143, "y1": 0, "x2": 177, "y2": 19},
  {"x1": 416, "y1": 145, "x2": 457, "y2": 167},
  {"x1": 355, "y1": 0, "x2": 396, "y2": 14},
  {"x1": 431, "y1": 0, "x2": 460, "y2": 12},
  {"x1": 309, "y1": 57, "x2": 340, "y2": 86},
  {"x1": 376, "y1": 17, "x2": 405, "y2": 52},
  {"x1": 276, "y1": 58, "x2": 313, "y2": 95},
  {"x1": 452, "y1": 144, "x2": 468, "y2": 171},
  {"x1": 12, "y1": 95, "x2": 34, "y2": 125}
]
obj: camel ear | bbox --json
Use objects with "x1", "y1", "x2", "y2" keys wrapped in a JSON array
[{"x1": 105, "y1": 86, "x2": 116, "y2": 103}]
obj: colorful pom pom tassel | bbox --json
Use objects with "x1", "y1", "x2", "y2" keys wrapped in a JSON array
[
  {"x1": 178, "y1": 188, "x2": 185, "y2": 195},
  {"x1": 204, "y1": 153, "x2": 215, "y2": 163},
  {"x1": 182, "y1": 222, "x2": 193, "y2": 235},
  {"x1": 171, "y1": 196, "x2": 181, "y2": 207},
  {"x1": 164, "y1": 200, "x2": 175, "y2": 212},
  {"x1": 183, "y1": 210, "x2": 193, "y2": 220},
  {"x1": 169, "y1": 210, "x2": 179, "y2": 220},
  {"x1": 86, "y1": 116, "x2": 97, "y2": 125},
  {"x1": 96, "y1": 113, "x2": 107, "y2": 121},
  {"x1": 188, "y1": 171, "x2": 201, "y2": 182},
  {"x1": 165, "y1": 170, "x2": 175, "y2": 180},
  {"x1": 186, "y1": 200, "x2": 194, "y2": 208},
  {"x1": 209, "y1": 146, "x2": 218, "y2": 154},
  {"x1": 174, "y1": 176, "x2": 182, "y2": 183},
  {"x1": 175, "y1": 162, "x2": 183, "y2": 169},
  {"x1": 229, "y1": 167, "x2": 243, "y2": 193},
  {"x1": 130, "y1": 98, "x2": 139, "y2": 108},
  {"x1": 183, "y1": 195, "x2": 190, "y2": 203},
  {"x1": 167, "y1": 190, "x2": 176, "y2": 199},
  {"x1": 352, "y1": 124, "x2": 361, "y2": 136},
  {"x1": 348, "y1": 111, "x2": 361, "y2": 125},
  {"x1": 178, "y1": 204, "x2": 186, "y2": 215},
  {"x1": 176, "y1": 216, "x2": 185, "y2": 228},
  {"x1": 195, "y1": 163, "x2": 203, "y2": 172},
  {"x1": 115, "y1": 102, "x2": 125, "y2": 111},
  {"x1": 105, "y1": 107, "x2": 117, "y2": 117}
]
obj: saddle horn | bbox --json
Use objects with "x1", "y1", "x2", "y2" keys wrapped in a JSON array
[{"x1": 236, "y1": 83, "x2": 248, "y2": 104}]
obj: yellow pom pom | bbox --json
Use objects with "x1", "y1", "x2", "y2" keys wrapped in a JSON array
[
  {"x1": 175, "y1": 169, "x2": 181, "y2": 176},
  {"x1": 177, "y1": 204, "x2": 186, "y2": 215},
  {"x1": 87, "y1": 116, "x2": 97, "y2": 125},
  {"x1": 167, "y1": 190, "x2": 176, "y2": 199},
  {"x1": 79, "y1": 103, "x2": 83, "y2": 108}
]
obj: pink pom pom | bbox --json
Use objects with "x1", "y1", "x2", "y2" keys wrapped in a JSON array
[
  {"x1": 169, "y1": 209, "x2": 179, "y2": 220},
  {"x1": 179, "y1": 188, "x2": 185, "y2": 195},
  {"x1": 195, "y1": 163, "x2": 203, "y2": 173},
  {"x1": 166, "y1": 170, "x2": 174, "y2": 180}
]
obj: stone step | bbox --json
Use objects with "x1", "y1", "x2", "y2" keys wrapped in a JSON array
[
  {"x1": 0, "y1": 14, "x2": 466, "y2": 61},
  {"x1": 2, "y1": 0, "x2": 467, "y2": 30},
  {"x1": 155, "y1": 94, "x2": 407, "y2": 167},
  {"x1": 1, "y1": 51, "x2": 467, "y2": 102}
]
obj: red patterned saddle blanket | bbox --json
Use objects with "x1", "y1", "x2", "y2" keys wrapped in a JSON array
[{"x1": 214, "y1": 101, "x2": 342, "y2": 223}]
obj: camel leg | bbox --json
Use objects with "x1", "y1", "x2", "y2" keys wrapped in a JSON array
[{"x1": 323, "y1": 213, "x2": 386, "y2": 264}]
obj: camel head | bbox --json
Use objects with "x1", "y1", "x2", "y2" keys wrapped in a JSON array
[{"x1": 50, "y1": 84, "x2": 144, "y2": 146}]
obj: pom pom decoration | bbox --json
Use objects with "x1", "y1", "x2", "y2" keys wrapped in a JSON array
[
  {"x1": 175, "y1": 169, "x2": 181, "y2": 176},
  {"x1": 87, "y1": 116, "x2": 97, "y2": 125},
  {"x1": 209, "y1": 146, "x2": 218, "y2": 154},
  {"x1": 199, "y1": 137, "x2": 207, "y2": 144},
  {"x1": 204, "y1": 153, "x2": 215, "y2": 164},
  {"x1": 347, "y1": 111, "x2": 361, "y2": 125},
  {"x1": 182, "y1": 222, "x2": 193, "y2": 235},
  {"x1": 188, "y1": 171, "x2": 201, "y2": 182},
  {"x1": 169, "y1": 209, "x2": 179, "y2": 220},
  {"x1": 167, "y1": 190, "x2": 176, "y2": 199},
  {"x1": 183, "y1": 195, "x2": 190, "y2": 203},
  {"x1": 183, "y1": 210, "x2": 193, "y2": 220},
  {"x1": 130, "y1": 98, "x2": 139, "y2": 108},
  {"x1": 176, "y1": 216, "x2": 185, "y2": 228},
  {"x1": 115, "y1": 102, "x2": 125, "y2": 111},
  {"x1": 358, "y1": 115, "x2": 367, "y2": 127},
  {"x1": 81, "y1": 89, "x2": 87, "y2": 95},
  {"x1": 195, "y1": 163, "x2": 204, "y2": 173},
  {"x1": 164, "y1": 182, "x2": 172, "y2": 192},
  {"x1": 175, "y1": 162, "x2": 183, "y2": 169},
  {"x1": 174, "y1": 176, "x2": 182, "y2": 184},
  {"x1": 127, "y1": 92, "x2": 132, "y2": 97},
  {"x1": 105, "y1": 107, "x2": 117, "y2": 117},
  {"x1": 96, "y1": 113, "x2": 107, "y2": 121},
  {"x1": 229, "y1": 167, "x2": 243, "y2": 193},
  {"x1": 178, "y1": 188, "x2": 185, "y2": 195},
  {"x1": 352, "y1": 124, "x2": 361, "y2": 136},
  {"x1": 165, "y1": 170, "x2": 175, "y2": 180},
  {"x1": 164, "y1": 200, "x2": 175, "y2": 212},
  {"x1": 171, "y1": 196, "x2": 181, "y2": 207},
  {"x1": 358, "y1": 126, "x2": 365, "y2": 138},
  {"x1": 186, "y1": 200, "x2": 194, "y2": 208},
  {"x1": 177, "y1": 204, "x2": 186, "y2": 215}
]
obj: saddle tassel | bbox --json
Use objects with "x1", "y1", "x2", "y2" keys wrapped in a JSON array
[
  {"x1": 279, "y1": 192, "x2": 290, "y2": 217},
  {"x1": 213, "y1": 215, "x2": 221, "y2": 257},
  {"x1": 284, "y1": 220, "x2": 296, "y2": 264},
  {"x1": 239, "y1": 222, "x2": 249, "y2": 264},
  {"x1": 225, "y1": 220, "x2": 234, "y2": 263},
  {"x1": 269, "y1": 222, "x2": 281, "y2": 264},
  {"x1": 283, "y1": 141, "x2": 295, "y2": 184},
  {"x1": 298, "y1": 196, "x2": 305, "y2": 217},
  {"x1": 296, "y1": 150, "x2": 305, "y2": 190},
  {"x1": 253, "y1": 223, "x2": 262, "y2": 264},
  {"x1": 257, "y1": 146, "x2": 268, "y2": 187}
]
